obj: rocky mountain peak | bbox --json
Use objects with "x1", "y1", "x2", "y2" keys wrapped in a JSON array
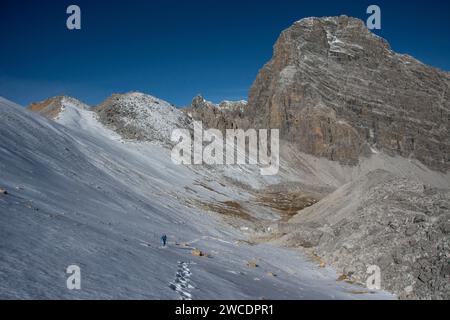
[
  {"x1": 245, "y1": 16, "x2": 450, "y2": 170},
  {"x1": 288, "y1": 16, "x2": 391, "y2": 59},
  {"x1": 94, "y1": 92, "x2": 190, "y2": 144},
  {"x1": 190, "y1": 95, "x2": 248, "y2": 112},
  {"x1": 190, "y1": 95, "x2": 214, "y2": 109},
  {"x1": 184, "y1": 95, "x2": 249, "y2": 130},
  {"x1": 97, "y1": 92, "x2": 175, "y2": 109}
]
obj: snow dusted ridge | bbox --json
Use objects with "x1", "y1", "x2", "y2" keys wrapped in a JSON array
[
  {"x1": 190, "y1": 95, "x2": 248, "y2": 113},
  {"x1": 95, "y1": 92, "x2": 192, "y2": 145},
  {"x1": 217, "y1": 100, "x2": 248, "y2": 112},
  {"x1": 28, "y1": 96, "x2": 89, "y2": 120},
  {"x1": 0, "y1": 95, "x2": 394, "y2": 299}
]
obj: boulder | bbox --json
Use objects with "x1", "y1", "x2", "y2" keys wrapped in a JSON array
[
  {"x1": 191, "y1": 249, "x2": 208, "y2": 257},
  {"x1": 246, "y1": 261, "x2": 259, "y2": 268}
]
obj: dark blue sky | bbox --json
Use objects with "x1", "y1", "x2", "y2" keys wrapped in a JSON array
[{"x1": 1, "y1": 0, "x2": 449, "y2": 107}]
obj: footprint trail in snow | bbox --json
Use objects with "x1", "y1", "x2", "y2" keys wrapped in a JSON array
[{"x1": 169, "y1": 261, "x2": 195, "y2": 300}]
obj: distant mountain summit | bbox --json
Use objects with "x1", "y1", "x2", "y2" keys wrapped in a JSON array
[
  {"x1": 245, "y1": 15, "x2": 450, "y2": 170},
  {"x1": 184, "y1": 95, "x2": 249, "y2": 130},
  {"x1": 28, "y1": 96, "x2": 88, "y2": 120},
  {"x1": 95, "y1": 92, "x2": 191, "y2": 144}
]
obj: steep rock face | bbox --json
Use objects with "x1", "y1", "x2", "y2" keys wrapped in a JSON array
[
  {"x1": 184, "y1": 95, "x2": 249, "y2": 130},
  {"x1": 95, "y1": 92, "x2": 191, "y2": 145},
  {"x1": 28, "y1": 96, "x2": 88, "y2": 119},
  {"x1": 246, "y1": 16, "x2": 450, "y2": 169},
  {"x1": 293, "y1": 103, "x2": 368, "y2": 164}
]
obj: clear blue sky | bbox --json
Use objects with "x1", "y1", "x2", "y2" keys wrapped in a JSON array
[{"x1": 1, "y1": 0, "x2": 449, "y2": 107}]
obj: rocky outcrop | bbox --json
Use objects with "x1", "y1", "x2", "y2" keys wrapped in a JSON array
[
  {"x1": 291, "y1": 103, "x2": 369, "y2": 164},
  {"x1": 95, "y1": 92, "x2": 191, "y2": 145},
  {"x1": 183, "y1": 95, "x2": 249, "y2": 130},
  {"x1": 245, "y1": 16, "x2": 450, "y2": 170}
]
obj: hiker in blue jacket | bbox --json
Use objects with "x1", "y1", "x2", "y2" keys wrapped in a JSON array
[{"x1": 161, "y1": 234, "x2": 167, "y2": 247}]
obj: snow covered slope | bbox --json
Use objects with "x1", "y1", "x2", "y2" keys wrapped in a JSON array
[{"x1": 0, "y1": 96, "x2": 394, "y2": 299}]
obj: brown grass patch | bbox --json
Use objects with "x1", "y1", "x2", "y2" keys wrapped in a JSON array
[
  {"x1": 28, "y1": 98, "x2": 63, "y2": 119},
  {"x1": 256, "y1": 192, "x2": 318, "y2": 219},
  {"x1": 195, "y1": 200, "x2": 256, "y2": 222},
  {"x1": 345, "y1": 290, "x2": 372, "y2": 295}
]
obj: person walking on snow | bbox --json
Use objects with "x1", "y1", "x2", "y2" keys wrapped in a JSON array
[{"x1": 161, "y1": 234, "x2": 167, "y2": 247}]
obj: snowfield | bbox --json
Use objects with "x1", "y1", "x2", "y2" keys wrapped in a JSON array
[{"x1": 0, "y1": 96, "x2": 394, "y2": 299}]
